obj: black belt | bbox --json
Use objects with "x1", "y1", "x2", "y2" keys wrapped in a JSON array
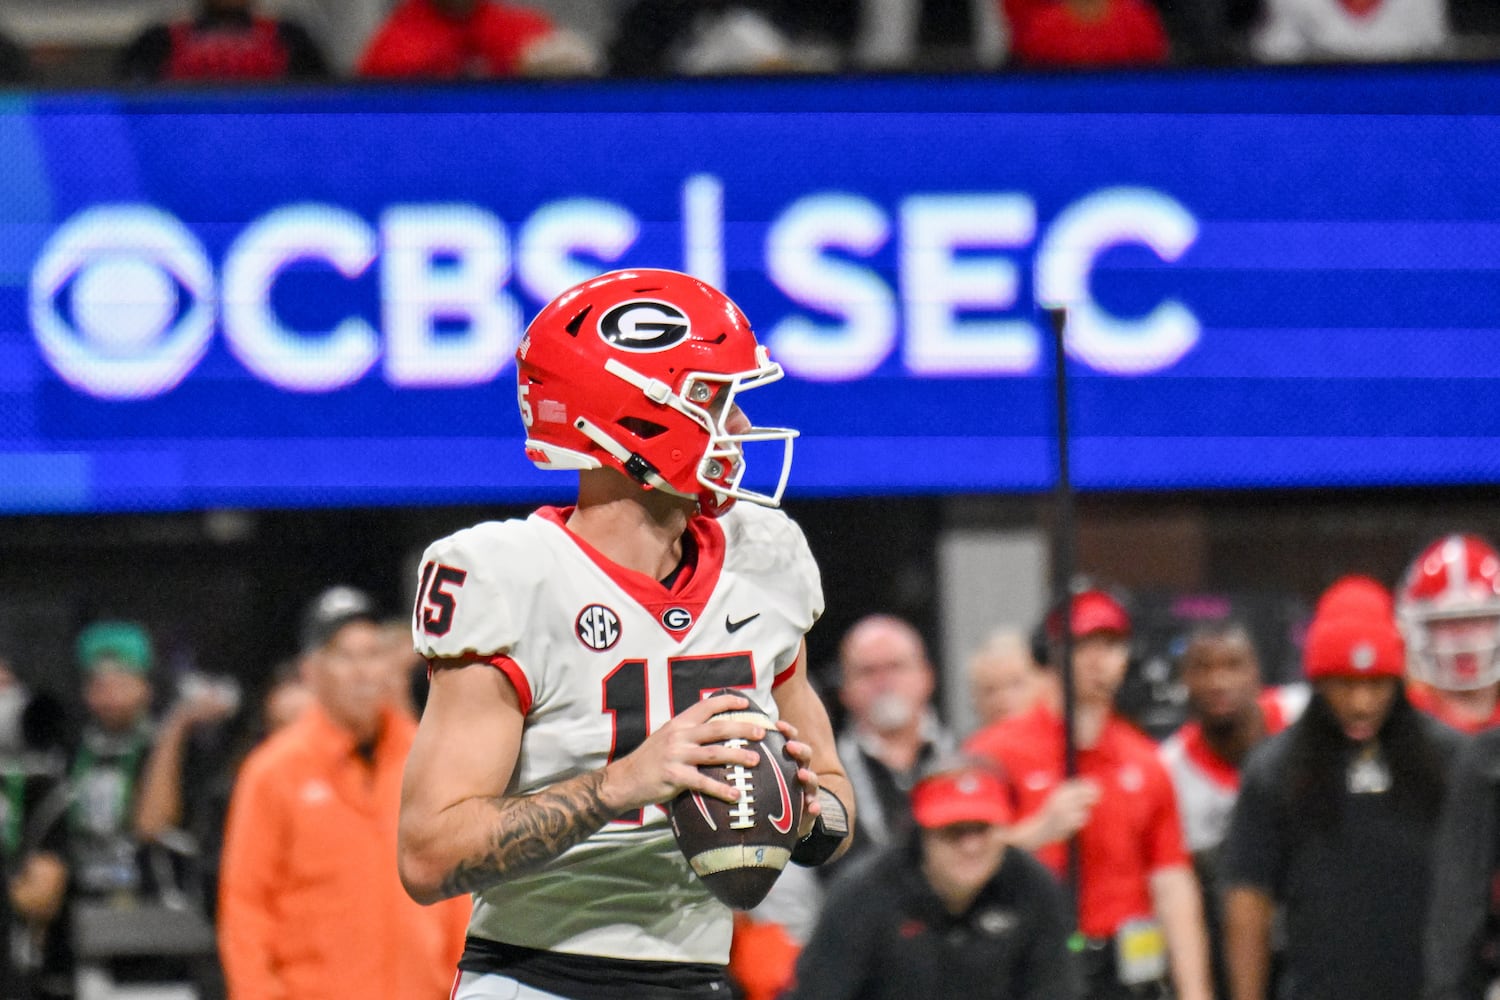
[
  {"x1": 458, "y1": 937, "x2": 729, "y2": 1000},
  {"x1": 1075, "y1": 936, "x2": 1168, "y2": 998}
]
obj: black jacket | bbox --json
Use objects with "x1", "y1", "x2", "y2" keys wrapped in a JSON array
[
  {"x1": 788, "y1": 841, "x2": 1081, "y2": 1000},
  {"x1": 1426, "y1": 726, "x2": 1500, "y2": 1000}
]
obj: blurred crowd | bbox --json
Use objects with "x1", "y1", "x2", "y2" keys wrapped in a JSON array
[
  {"x1": 4, "y1": 529, "x2": 1500, "y2": 998},
  {"x1": 0, "y1": 0, "x2": 1494, "y2": 90},
  {"x1": 736, "y1": 532, "x2": 1500, "y2": 1000},
  {"x1": 0, "y1": 585, "x2": 438, "y2": 999}
]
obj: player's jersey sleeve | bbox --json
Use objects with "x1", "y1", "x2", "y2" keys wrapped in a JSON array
[
  {"x1": 411, "y1": 519, "x2": 544, "y2": 664},
  {"x1": 785, "y1": 513, "x2": 825, "y2": 630},
  {"x1": 721, "y1": 504, "x2": 824, "y2": 634}
]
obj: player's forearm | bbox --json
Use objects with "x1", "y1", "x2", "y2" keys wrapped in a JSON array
[{"x1": 400, "y1": 768, "x2": 622, "y2": 904}]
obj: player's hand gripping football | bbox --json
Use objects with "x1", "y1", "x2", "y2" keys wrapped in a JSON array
[
  {"x1": 774, "y1": 718, "x2": 821, "y2": 840},
  {"x1": 600, "y1": 693, "x2": 765, "y2": 812}
]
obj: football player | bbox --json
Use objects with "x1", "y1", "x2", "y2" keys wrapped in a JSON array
[
  {"x1": 1397, "y1": 534, "x2": 1500, "y2": 733},
  {"x1": 1158, "y1": 621, "x2": 1306, "y2": 1000},
  {"x1": 397, "y1": 269, "x2": 855, "y2": 1000}
]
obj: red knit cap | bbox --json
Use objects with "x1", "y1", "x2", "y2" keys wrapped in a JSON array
[
  {"x1": 1303, "y1": 611, "x2": 1405, "y2": 680},
  {"x1": 1315, "y1": 575, "x2": 1395, "y2": 621}
]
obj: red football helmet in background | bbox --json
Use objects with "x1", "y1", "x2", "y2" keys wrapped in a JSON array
[
  {"x1": 1396, "y1": 534, "x2": 1500, "y2": 691},
  {"x1": 516, "y1": 269, "x2": 796, "y2": 517}
]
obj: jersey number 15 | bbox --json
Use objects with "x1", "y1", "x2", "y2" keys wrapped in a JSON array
[{"x1": 604, "y1": 652, "x2": 756, "y2": 825}]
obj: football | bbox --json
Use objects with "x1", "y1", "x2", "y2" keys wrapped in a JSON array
[{"x1": 669, "y1": 692, "x2": 804, "y2": 910}]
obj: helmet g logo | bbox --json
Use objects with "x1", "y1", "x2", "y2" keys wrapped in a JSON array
[{"x1": 598, "y1": 300, "x2": 690, "y2": 352}]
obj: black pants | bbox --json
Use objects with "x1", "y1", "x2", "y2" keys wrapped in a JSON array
[
  {"x1": 1084, "y1": 976, "x2": 1170, "y2": 1000},
  {"x1": 1079, "y1": 947, "x2": 1170, "y2": 1000}
]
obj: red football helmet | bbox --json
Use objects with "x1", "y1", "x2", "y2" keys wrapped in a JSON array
[
  {"x1": 1396, "y1": 534, "x2": 1500, "y2": 690},
  {"x1": 516, "y1": 269, "x2": 796, "y2": 517}
]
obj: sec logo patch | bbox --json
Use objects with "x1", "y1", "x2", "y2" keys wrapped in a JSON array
[{"x1": 576, "y1": 604, "x2": 622, "y2": 651}]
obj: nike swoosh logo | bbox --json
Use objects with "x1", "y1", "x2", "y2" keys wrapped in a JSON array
[
  {"x1": 691, "y1": 791, "x2": 719, "y2": 831},
  {"x1": 725, "y1": 613, "x2": 760, "y2": 634},
  {"x1": 763, "y1": 740, "x2": 795, "y2": 835}
]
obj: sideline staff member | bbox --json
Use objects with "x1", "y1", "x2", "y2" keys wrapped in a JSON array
[
  {"x1": 967, "y1": 591, "x2": 1211, "y2": 1000},
  {"x1": 788, "y1": 757, "x2": 1079, "y2": 1000},
  {"x1": 219, "y1": 587, "x2": 469, "y2": 1000}
]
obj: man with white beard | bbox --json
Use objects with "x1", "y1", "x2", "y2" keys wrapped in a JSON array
[{"x1": 827, "y1": 615, "x2": 958, "y2": 877}]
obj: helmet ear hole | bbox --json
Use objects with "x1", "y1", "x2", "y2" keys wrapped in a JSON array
[{"x1": 617, "y1": 416, "x2": 668, "y2": 439}]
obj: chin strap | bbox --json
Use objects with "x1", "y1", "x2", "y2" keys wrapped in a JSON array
[{"x1": 573, "y1": 416, "x2": 693, "y2": 499}]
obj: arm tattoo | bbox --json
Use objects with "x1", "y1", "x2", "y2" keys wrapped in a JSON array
[{"x1": 437, "y1": 770, "x2": 616, "y2": 899}]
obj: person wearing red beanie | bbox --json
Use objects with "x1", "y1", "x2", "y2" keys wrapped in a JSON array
[
  {"x1": 1220, "y1": 595, "x2": 1461, "y2": 1000},
  {"x1": 1302, "y1": 609, "x2": 1406, "y2": 742},
  {"x1": 1314, "y1": 573, "x2": 1395, "y2": 622}
]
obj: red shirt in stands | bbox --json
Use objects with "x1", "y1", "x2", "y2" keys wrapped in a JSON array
[
  {"x1": 1010, "y1": 0, "x2": 1170, "y2": 67},
  {"x1": 358, "y1": 0, "x2": 555, "y2": 79},
  {"x1": 117, "y1": 11, "x2": 329, "y2": 82},
  {"x1": 167, "y1": 17, "x2": 287, "y2": 79},
  {"x1": 966, "y1": 701, "x2": 1189, "y2": 938}
]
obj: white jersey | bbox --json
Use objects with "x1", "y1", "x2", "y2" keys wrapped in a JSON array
[
  {"x1": 1159, "y1": 684, "x2": 1309, "y2": 854},
  {"x1": 412, "y1": 502, "x2": 823, "y2": 965}
]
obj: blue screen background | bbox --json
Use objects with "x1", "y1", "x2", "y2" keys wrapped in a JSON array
[{"x1": 2, "y1": 68, "x2": 1499, "y2": 512}]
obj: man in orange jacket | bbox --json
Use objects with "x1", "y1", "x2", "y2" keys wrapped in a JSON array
[{"x1": 218, "y1": 586, "x2": 469, "y2": 1000}]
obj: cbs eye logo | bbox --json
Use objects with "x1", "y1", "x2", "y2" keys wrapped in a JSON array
[{"x1": 30, "y1": 206, "x2": 215, "y2": 400}]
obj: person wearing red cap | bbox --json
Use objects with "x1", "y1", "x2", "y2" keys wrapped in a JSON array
[
  {"x1": 787, "y1": 758, "x2": 1079, "y2": 1000},
  {"x1": 1220, "y1": 596, "x2": 1461, "y2": 1000},
  {"x1": 967, "y1": 591, "x2": 1211, "y2": 1000}
]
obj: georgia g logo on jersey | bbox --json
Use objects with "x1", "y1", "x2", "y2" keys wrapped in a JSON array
[
  {"x1": 597, "y1": 300, "x2": 690, "y2": 352},
  {"x1": 576, "y1": 604, "x2": 622, "y2": 651}
]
